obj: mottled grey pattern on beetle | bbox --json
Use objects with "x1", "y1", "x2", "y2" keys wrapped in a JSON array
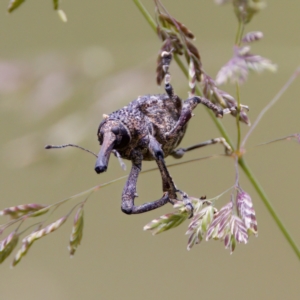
[{"x1": 95, "y1": 52, "x2": 234, "y2": 215}]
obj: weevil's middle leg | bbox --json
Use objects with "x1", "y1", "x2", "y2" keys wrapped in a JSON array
[
  {"x1": 160, "y1": 51, "x2": 235, "y2": 143},
  {"x1": 166, "y1": 96, "x2": 234, "y2": 141},
  {"x1": 170, "y1": 137, "x2": 233, "y2": 159}
]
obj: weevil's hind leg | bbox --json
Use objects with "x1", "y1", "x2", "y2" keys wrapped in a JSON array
[
  {"x1": 170, "y1": 137, "x2": 233, "y2": 159},
  {"x1": 121, "y1": 152, "x2": 170, "y2": 215}
]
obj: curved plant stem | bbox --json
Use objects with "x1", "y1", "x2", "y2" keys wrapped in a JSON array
[
  {"x1": 134, "y1": 0, "x2": 156, "y2": 30},
  {"x1": 235, "y1": 20, "x2": 244, "y2": 45},
  {"x1": 235, "y1": 82, "x2": 242, "y2": 150},
  {"x1": 239, "y1": 158, "x2": 300, "y2": 259},
  {"x1": 132, "y1": 0, "x2": 299, "y2": 259},
  {"x1": 234, "y1": 21, "x2": 244, "y2": 151}
]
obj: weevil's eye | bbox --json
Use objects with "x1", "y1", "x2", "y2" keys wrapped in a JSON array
[
  {"x1": 97, "y1": 120, "x2": 130, "y2": 149},
  {"x1": 114, "y1": 123, "x2": 130, "y2": 149},
  {"x1": 111, "y1": 126, "x2": 119, "y2": 135}
]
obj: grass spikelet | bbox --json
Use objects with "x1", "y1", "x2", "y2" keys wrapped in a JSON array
[
  {"x1": 216, "y1": 45, "x2": 277, "y2": 85},
  {"x1": 68, "y1": 207, "x2": 84, "y2": 257},
  {"x1": 26, "y1": 216, "x2": 68, "y2": 244},
  {"x1": 144, "y1": 209, "x2": 189, "y2": 235},
  {"x1": 0, "y1": 231, "x2": 19, "y2": 264},
  {"x1": 186, "y1": 40, "x2": 201, "y2": 61},
  {"x1": 11, "y1": 240, "x2": 31, "y2": 267},
  {"x1": 236, "y1": 190, "x2": 258, "y2": 236},
  {"x1": 158, "y1": 13, "x2": 194, "y2": 39},
  {"x1": 0, "y1": 204, "x2": 49, "y2": 219},
  {"x1": 242, "y1": 31, "x2": 263, "y2": 43},
  {"x1": 186, "y1": 206, "x2": 216, "y2": 250},
  {"x1": 12, "y1": 216, "x2": 68, "y2": 267},
  {"x1": 223, "y1": 215, "x2": 248, "y2": 254},
  {"x1": 206, "y1": 201, "x2": 233, "y2": 241}
]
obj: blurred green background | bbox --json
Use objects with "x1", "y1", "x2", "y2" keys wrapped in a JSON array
[{"x1": 0, "y1": 1, "x2": 299, "y2": 299}]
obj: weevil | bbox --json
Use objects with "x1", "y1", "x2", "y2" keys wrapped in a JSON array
[{"x1": 94, "y1": 52, "x2": 233, "y2": 215}]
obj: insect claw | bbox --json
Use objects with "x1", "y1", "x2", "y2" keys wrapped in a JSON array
[
  {"x1": 177, "y1": 190, "x2": 194, "y2": 218},
  {"x1": 185, "y1": 203, "x2": 194, "y2": 219}
]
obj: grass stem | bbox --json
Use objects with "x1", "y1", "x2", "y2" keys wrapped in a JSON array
[{"x1": 133, "y1": 0, "x2": 300, "y2": 260}]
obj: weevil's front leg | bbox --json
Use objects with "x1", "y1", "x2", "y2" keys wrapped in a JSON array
[
  {"x1": 170, "y1": 137, "x2": 233, "y2": 159},
  {"x1": 121, "y1": 151, "x2": 170, "y2": 215},
  {"x1": 161, "y1": 51, "x2": 182, "y2": 104}
]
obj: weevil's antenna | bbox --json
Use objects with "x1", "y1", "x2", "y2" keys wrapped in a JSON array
[
  {"x1": 45, "y1": 144, "x2": 127, "y2": 171},
  {"x1": 45, "y1": 144, "x2": 98, "y2": 158}
]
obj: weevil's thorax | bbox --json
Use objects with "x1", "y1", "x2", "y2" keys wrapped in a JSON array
[
  {"x1": 98, "y1": 93, "x2": 187, "y2": 160},
  {"x1": 136, "y1": 94, "x2": 187, "y2": 159}
]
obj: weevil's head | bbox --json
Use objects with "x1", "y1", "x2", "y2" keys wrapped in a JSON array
[{"x1": 95, "y1": 119, "x2": 131, "y2": 174}]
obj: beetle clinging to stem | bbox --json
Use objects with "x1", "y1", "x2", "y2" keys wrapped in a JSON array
[
  {"x1": 93, "y1": 51, "x2": 234, "y2": 215},
  {"x1": 45, "y1": 4, "x2": 250, "y2": 216}
]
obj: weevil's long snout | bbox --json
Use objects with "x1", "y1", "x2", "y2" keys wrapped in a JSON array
[
  {"x1": 95, "y1": 131, "x2": 115, "y2": 174},
  {"x1": 95, "y1": 120, "x2": 131, "y2": 174}
]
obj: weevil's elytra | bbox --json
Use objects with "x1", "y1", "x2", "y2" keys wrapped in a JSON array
[{"x1": 94, "y1": 51, "x2": 233, "y2": 215}]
